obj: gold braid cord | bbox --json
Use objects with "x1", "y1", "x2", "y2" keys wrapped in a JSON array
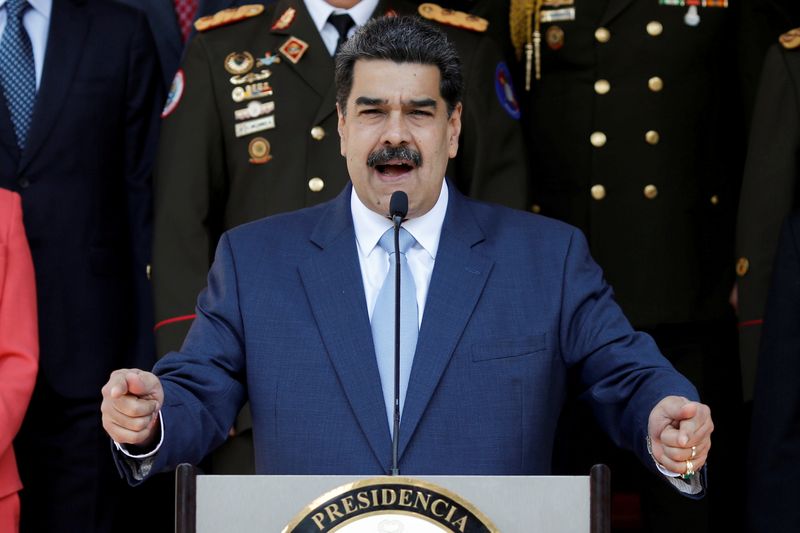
[{"x1": 510, "y1": 0, "x2": 534, "y2": 61}]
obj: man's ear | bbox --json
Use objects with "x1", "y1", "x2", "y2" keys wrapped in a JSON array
[
  {"x1": 447, "y1": 102, "x2": 463, "y2": 159},
  {"x1": 337, "y1": 102, "x2": 347, "y2": 157}
]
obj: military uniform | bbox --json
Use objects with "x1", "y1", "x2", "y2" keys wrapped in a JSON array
[
  {"x1": 736, "y1": 31, "x2": 800, "y2": 402},
  {"x1": 151, "y1": 0, "x2": 527, "y2": 473}
]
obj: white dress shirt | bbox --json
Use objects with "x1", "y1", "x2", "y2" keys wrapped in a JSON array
[
  {"x1": 303, "y1": 0, "x2": 378, "y2": 56},
  {"x1": 0, "y1": 0, "x2": 51, "y2": 89}
]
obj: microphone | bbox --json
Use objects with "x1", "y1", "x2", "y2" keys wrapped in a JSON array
[{"x1": 389, "y1": 191, "x2": 407, "y2": 476}]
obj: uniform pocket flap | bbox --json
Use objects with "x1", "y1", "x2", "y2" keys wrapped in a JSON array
[{"x1": 471, "y1": 334, "x2": 547, "y2": 362}]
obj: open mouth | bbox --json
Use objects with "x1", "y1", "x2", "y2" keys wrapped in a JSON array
[
  {"x1": 367, "y1": 146, "x2": 422, "y2": 178},
  {"x1": 375, "y1": 159, "x2": 415, "y2": 177}
]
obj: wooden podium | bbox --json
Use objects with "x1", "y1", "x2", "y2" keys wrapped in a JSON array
[{"x1": 175, "y1": 463, "x2": 610, "y2": 532}]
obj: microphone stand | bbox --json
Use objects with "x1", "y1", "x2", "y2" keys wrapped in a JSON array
[{"x1": 389, "y1": 191, "x2": 408, "y2": 476}]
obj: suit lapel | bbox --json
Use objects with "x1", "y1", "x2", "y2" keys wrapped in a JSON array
[
  {"x1": 299, "y1": 186, "x2": 393, "y2": 471},
  {"x1": 398, "y1": 186, "x2": 494, "y2": 459},
  {"x1": 600, "y1": 0, "x2": 636, "y2": 25},
  {"x1": 19, "y1": 0, "x2": 90, "y2": 173},
  {"x1": 0, "y1": 93, "x2": 21, "y2": 163}
]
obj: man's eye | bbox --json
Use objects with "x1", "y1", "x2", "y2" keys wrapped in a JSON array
[
  {"x1": 409, "y1": 110, "x2": 432, "y2": 116},
  {"x1": 361, "y1": 109, "x2": 383, "y2": 115}
]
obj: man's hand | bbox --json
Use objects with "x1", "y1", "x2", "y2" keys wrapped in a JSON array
[
  {"x1": 101, "y1": 369, "x2": 164, "y2": 447},
  {"x1": 648, "y1": 396, "x2": 713, "y2": 477}
]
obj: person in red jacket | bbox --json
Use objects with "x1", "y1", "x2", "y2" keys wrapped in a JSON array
[{"x1": 0, "y1": 189, "x2": 38, "y2": 533}]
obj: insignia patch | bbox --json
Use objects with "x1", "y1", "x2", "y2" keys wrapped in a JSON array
[
  {"x1": 248, "y1": 137, "x2": 272, "y2": 164},
  {"x1": 258, "y1": 52, "x2": 282, "y2": 67},
  {"x1": 417, "y1": 3, "x2": 488, "y2": 33},
  {"x1": 230, "y1": 68, "x2": 272, "y2": 85},
  {"x1": 225, "y1": 51, "x2": 255, "y2": 75},
  {"x1": 546, "y1": 25, "x2": 565, "y2": 50},
  {"x1": 780, "y1": 28, "x2": 800, "y2": 50},
  {"x1": 161, "y1": 69, "x2": 184, "y2": 118},
  {"x1": 231, "y1": 82, "x2": 274, "y2": 102},
  {"x1": 194, "y1": 4, "x2": 264, "y2": 32},
  {"x1": 234, "y1": 100, "x2": 275, "y2": 121},
  {"x1": 236, "y1": 115, "x2": 275, "y2": 137},
  {"x1": 279, "y1": 36, "x2": 310, "y2": 64},
  {"x1": 271, "y1": 7, "x2": 297, "y2": 30},
  {"x1": 495, "y1": 62, "x2": 520, "y2": 120}
]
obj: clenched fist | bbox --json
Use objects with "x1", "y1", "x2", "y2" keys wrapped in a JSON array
[{"x1": 101, "y1": 369, "x2": 164, "y2": 447}]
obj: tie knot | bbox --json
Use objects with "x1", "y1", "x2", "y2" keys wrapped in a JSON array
[
  {"x1": 378, "y1": 227, "x2": 416, "y2": 256},
  {"x1": 5, "y1": 0, "x2": 28, "y2": 20},
  {"x1": 328, "y1": 13, "x2": 355, "y2": 41}
]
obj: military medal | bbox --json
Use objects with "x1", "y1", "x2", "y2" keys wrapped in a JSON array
[
  {"x1": 271, "y1": 6, "x2": 296, "y2": 30},
  {"x1": 658, "y1": 0, "x2": 728, "y2": 27},
  {"x1": 248, "y1": 137, "x2": 272, "y2": 164},
  {"x1": 224, "y1": 51, "x2": 255, "y2": 75},
  {"x1": 234, "y1": 100, "x2": 275, "y2": 121},
  {"x1": 540, "y1": 7, "x2": 575, "y2": 23},
  {"x1": 278, "y1": 37, "x2": 310, "y2": 64},
  {"x1": 231, "y1": 82, "x2": 273, "y2": 102},
  {"x1": 235, "y1": 115, "x2": 275, "y2": 137},
  {"x1": 229, "y1": 68, "x2": 272, "y2": 85},
  {"x1": 258, "y1": 52, "x2": 281, "y2": 67},
  {"x1": 545, "y1": 25, "x2": 564, "y2": 50}
]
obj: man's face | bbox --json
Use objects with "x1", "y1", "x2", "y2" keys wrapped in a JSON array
[{"x1": 337, "y1": 59, "x2": 462, "y2": 219}]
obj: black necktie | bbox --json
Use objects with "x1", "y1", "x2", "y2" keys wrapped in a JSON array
[{"x1": 328, "y1": 13, "x2": 355, "y2": 56}]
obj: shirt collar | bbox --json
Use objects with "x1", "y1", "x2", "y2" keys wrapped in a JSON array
[
  {"x1": 1, "y1": 0, "x2": 52, "y2": 18},
  {"x1": 351, "y1": 180, "x2": 449, "y2": 261},
  {"x1": 303, "y1": 0, "x2": 378, "y2": 34}
]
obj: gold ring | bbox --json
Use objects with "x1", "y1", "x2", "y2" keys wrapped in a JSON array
[
  {"x1": 685, "y1": 460, "x2": 695, "y2": 477},
  {"x1": 690, "y1": 446, "x2": 697, "y2": 459}
]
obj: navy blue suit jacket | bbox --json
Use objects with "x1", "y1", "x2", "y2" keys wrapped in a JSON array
[
  {"x1": 0, "y1": 0, "x2": 163, "y2": 398},
  {"x1": 136, "y1": 183, "x2": 697, "y2": 478}
]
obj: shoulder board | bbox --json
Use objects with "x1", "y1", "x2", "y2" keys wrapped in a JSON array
[
  {"x1": 779, "y1": 28, "x2": 800, "y2": 50},
  {"x1": 194, "y1": 4, "x2": 264, "y2": 33},
  {"x1": 417, "y1": 3, "x2": 488, "y2": 33}
]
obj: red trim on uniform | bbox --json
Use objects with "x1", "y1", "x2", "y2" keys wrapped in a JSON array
[
  {"x1": 154, "y1": 314, "x2": 196, "y2": 331},
  {"x1": 738, "y1": 319, "x2": 764, "y2": 329}
]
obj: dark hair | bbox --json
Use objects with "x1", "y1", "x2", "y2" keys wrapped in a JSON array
[{"x1": 335, "y1": 16, "x2": 463, "y2": 116}]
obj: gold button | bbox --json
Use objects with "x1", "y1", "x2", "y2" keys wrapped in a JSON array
[
  {"x1": 648, "y1": 76, "x2": 664, "y2": 92},
  {"x1": 595, "y1": 27, "x2": 611, "y2": 43},
  {"x1": 736, "y1": 257, "x2": 750, "y2": 277},
  {"x1": 591, "y1": 184, "x2": 606, "y2": 200},
  {"x1": 647, "y1": 21, "x2": 663, "y2": 36},
  {"x1": 310, "y1": 126, "x2": 325, "y2": 141},
  {"x1": 590, "y1": 131, "x2": 607, "y2": 147},
  {"x1": 594, "y1": 79, "x2": 611, "y2": 95},
  {"x1": 710, "y1": 195, "x2": 719, "y2": 205},
  {"x1": 531, "y1": 204, "x2": 541, "y2": 214},
  {"x1": 308, "y1": 177, "x2": 325, "y2": 192},
  {"x1": 643, "y1": 184, "x2": 658, "y2": 199},
  {"x1": 645, "y1": 130, "x2": 660, "y2": 145}
]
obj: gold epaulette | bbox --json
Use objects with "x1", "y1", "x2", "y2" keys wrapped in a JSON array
[
  {"x1": 194, "y1": 4, "x2": 264, "y2": 32},
  {"x1": 779, "y1": 28, "x2": 800, "y2": 50},
  {"x1": 417, "y1": 3, "x2": 488, "y2": 33}
]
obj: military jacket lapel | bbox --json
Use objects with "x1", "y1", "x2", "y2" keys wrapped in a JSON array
[{"x1": 600, "y1": 0, "x2": 636, "y2": 25}]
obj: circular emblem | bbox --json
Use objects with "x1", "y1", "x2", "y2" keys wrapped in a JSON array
[
  {"x1": 545, "y1": 25, "x2": 565, "y2": 50},
  {"x1": 248, "y1": 137, "x2": 272, "y2": 164},
  {"x1": 494, "y1": 62, "x2": 520, "y2": 120},
  {"x1": 224, "y1": 51, "x2": 255, "y2": 75},
  {"x1": 161, "y1": 69, "x2": 185, "y2": 118},
  {"x1": 282, "y1": 477, "x2": 497, "y2": 533}
]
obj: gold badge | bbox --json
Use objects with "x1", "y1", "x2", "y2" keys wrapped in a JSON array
[
  {"x1": 231, "y1": 82, "x2": 273, "y2": 102},
  {"x1": 271, "y1": 7, "x2": 296, "y2": 30},
  {"x1": 546, "y1": 25, "x2": 565, "y2": 50},
  {"x1": 780, "y1": 28, "x2": 800, "y2": 50},
  {"x1": 230, "y1": 68, "x2": 272, "y2": 85},
  {"x1": 278, "y1": 36, "x2": 310, "y2": 64},
  {"x1": 224, "y1": 51, "x2": 255, "y2": 75},
  {"x1": 234, "y1": 100, "x2": 275, "y2": 121},
  {"x1": 248, "y1": 137, "x2": 272, "y2": 164}
]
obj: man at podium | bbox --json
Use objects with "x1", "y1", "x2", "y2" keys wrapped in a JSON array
[{"x1": 101, "y1": 15, "x2": 711, "y2": 497}]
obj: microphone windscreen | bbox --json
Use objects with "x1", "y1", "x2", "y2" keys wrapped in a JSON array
[{"x1": 389, "y1": 191, "x2": 408, "y2": 219}]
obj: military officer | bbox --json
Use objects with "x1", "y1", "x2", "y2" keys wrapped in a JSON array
[{"x1": 151, "y1": 0, "x2": 527, "y2": 473}]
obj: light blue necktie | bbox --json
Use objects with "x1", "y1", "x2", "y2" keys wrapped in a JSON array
[
  {"x1": 0, "y1": 0, "x2": 35, "y2": 149},
  {"x1": 372, "y1": 227, "x2": 419, "y2": 436}
]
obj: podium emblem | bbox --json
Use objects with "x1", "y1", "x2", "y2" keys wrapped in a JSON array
[{"x1": 282, "y1": 477, "x2": 498, "y2": 533}]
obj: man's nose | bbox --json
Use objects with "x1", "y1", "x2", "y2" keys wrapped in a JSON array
[{"x1": 380, "y1": 110, "x2": 411, "y2": 145}]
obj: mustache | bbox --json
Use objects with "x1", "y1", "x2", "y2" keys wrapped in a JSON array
[{"x1": 366, "y1": 146, "x2": 422, "y2": 168}]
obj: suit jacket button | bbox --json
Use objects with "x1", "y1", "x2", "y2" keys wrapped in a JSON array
[
  {"x1": 595, "y1": 27, "x2": 611, "y2": 43},
  {"x1": 590, "y1": 131, "x2": 607, "y2": 147},
  {"x1": 648, "y1": 76, "x2": 664, "y2": 92},
  {"x1": 18, "y1": 177, "x2": 29, "y2": 188},
  {"x1": 736, "y1": 257, "x2": 750, "y2": 277},
  {"x1": 308, "y1": 177, "x2": 325, "y2": 192},
  {"x1": 310, "y1": 126, "x2": 325, "y2": 140},
  {"x1": 591, "y1": 184, "x2": 606, "y2": 200}
]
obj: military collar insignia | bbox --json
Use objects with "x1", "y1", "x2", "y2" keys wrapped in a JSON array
[
  {"x1": 780, "y1": 28, "x2": 800, "y2": 50},
  {"x1": 271, "y1": 6, "x2": 297, "y2": 31},
  {"x1": 417, "y1": 3, "x2": 488, "y2": 33},
  {"x1": 279, "y1": 36, "x2": 310, "y2": 64},
  {"x1": 194, "y1": 4, "x2": 264, "y2": 32}
]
